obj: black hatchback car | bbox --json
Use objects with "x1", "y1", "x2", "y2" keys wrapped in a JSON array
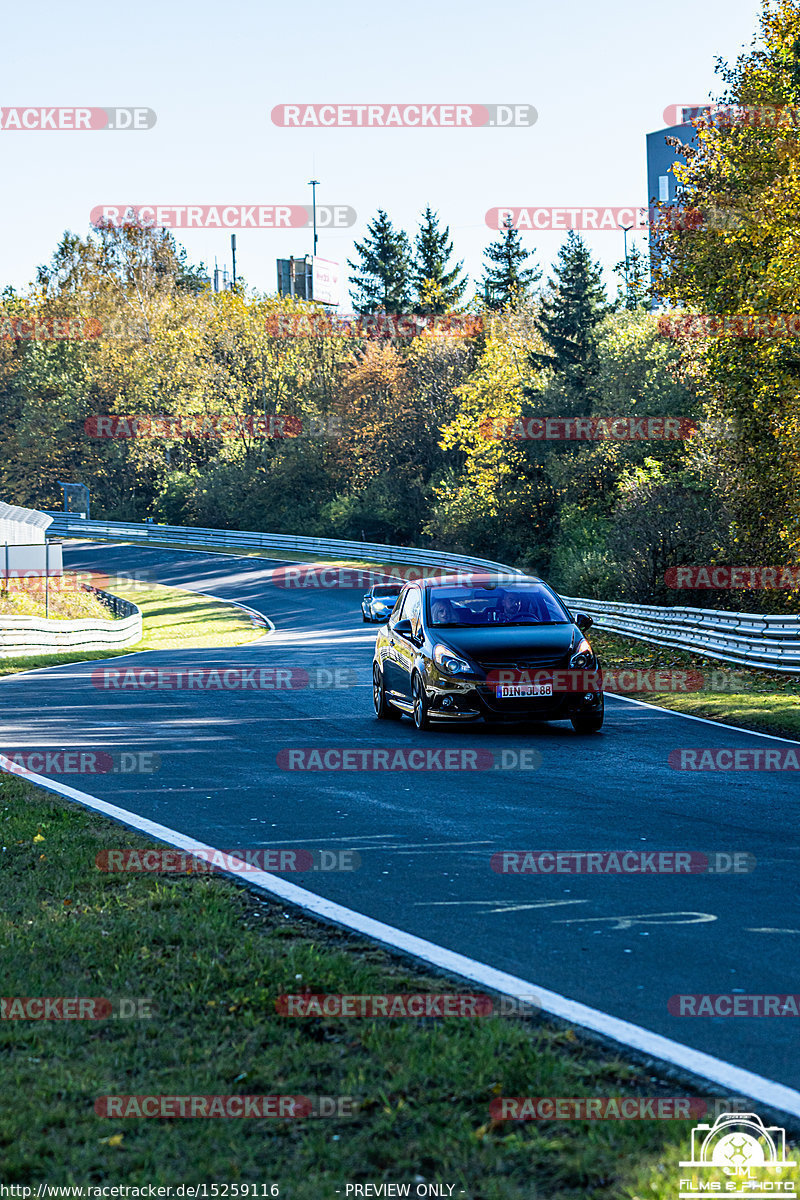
[{"x1": 372, "y1": 576, "x2": 604, "y2": 733}]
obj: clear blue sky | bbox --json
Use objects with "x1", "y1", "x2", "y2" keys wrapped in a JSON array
[{"x1": 1, "y1": 0, "x2": 762, "y2": 305}]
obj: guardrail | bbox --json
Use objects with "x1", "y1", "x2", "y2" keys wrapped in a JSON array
[
  {"x1": 561, "y1": 595, "x2": 800, "y2": 674},
  {"x1": 0, "y1": 585, "x2": 142, "y2": 658},
  {"x1": 43, "y1": 513, "x2": 800, "y2": 674},
  {"x1": 44, "y1": 513, "x2": 521, "y2": 576}
]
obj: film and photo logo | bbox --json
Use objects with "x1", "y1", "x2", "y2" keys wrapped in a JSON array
[{"x1": 678, "y1": 1111, "x2": 795, "y2": 1195}]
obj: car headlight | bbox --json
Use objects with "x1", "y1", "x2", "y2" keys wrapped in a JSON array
[
  {"x1": 570, "y1": 637, "x2": 595, "y2": 670},
  {"x1": 433, "y1": 643, "x2": 473, "y2": 675}
]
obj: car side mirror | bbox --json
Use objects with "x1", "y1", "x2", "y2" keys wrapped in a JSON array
[
  {"x1": 574, "y1": 612, "x2": 593, "y2": 633},
  {"x1": 393, "y1": 619, "x2": 413, "y2": 638}
]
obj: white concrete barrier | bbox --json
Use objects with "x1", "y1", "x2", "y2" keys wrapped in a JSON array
[{"x1": 0, "y1": 588, "x2": 142, "y2": 658}]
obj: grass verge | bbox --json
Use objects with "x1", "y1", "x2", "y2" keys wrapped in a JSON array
[
  {"x1": 592, "y1": 629, "x2": 800, "y2": 741},
  {"x1": 0, "y1": 581, "x2": 265, "y2": 680},
  {"x1": 1, "y1": 774, "x2": 796, "y2": 1198}
]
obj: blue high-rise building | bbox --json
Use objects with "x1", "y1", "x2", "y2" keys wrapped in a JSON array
[{"x1": 647, "y1": 106, "x2": 708, "y2": 212}]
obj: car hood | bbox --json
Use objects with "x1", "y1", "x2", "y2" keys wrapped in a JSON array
[{"x1": 431, "y1": 623, "x2": 577, "y2": 663}]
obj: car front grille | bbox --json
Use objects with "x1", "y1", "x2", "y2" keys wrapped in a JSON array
[{"x1": 476, "y1": 655, "x2": 568, "y2": 671}]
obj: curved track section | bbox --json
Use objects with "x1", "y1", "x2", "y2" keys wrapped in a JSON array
[{"x1": 1, "y1": 543, "x2": 798, "y2": 1101}]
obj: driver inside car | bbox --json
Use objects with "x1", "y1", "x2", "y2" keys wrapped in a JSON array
[
  {"x1": 495, "y1": 590, "x2": 543, "y2": 622},
  {"x1": 431, "y1": 598, "x2": 456, "y2": 625},
  {"x1": 492, "y1": 590, "x2": 522, "y2": 622}
]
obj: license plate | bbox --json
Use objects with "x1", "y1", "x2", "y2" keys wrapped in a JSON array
[{"x1": 495, "y1": 683, "x2": 553, "y2": 699}]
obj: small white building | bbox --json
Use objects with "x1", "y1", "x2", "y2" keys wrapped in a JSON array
[{"x1": 0, "y1": 502, "x2": 63, "y2": 575}]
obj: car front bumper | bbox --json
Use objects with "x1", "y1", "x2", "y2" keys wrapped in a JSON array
[{"x1": 422, "y1": 671, "x2": 604, "y2": 723}]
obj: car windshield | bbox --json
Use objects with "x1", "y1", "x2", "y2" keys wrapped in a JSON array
[
  {"x1": 427, "y1": 584, "x2": 570, "y2": 626},
  {"x1": 373, "y1": 587, "x2": 401, "y2": 598}
]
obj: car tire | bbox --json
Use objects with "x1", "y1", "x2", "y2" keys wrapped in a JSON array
[
  {"x1": 373, "y1": 662, "x2": 401, "y2": 720},
  {"x1": 412, "y1": 673, "x2": 432, "y2": 731},
  {"x1": 362, "y1": 611, "x2": 369, "y2": 623}
]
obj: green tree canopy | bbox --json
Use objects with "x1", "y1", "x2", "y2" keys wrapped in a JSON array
[
  {"x1": 652, "y1": 0, "x2": 800, "y2": 565},
  {"x1": 529, "y1": 231, "x2": 608, "y2": 411},
  {"x1": 412, "y1": 207, "x2": 467, "y2": 313},
  {"x1": 347, "y1": 210, "x2": 412, "y2": 313},
  {"x1": 480, "y1": 223, "x2": 541, "y2": 310}
]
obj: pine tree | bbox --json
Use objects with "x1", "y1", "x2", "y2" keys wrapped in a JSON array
[
  {"x1": 412, "y1": 207, "x2": 467, "y2": 313},
  {"x1": 347, "y1": 210, "x2": 412, "y2": 313},
  {"x1": 530, "y1": 231, "x2": 608, "y2": 405},
  {"x1": 480, "y1": 222, "x2": 541, "y2": 309},
  {"x1": 613, "y1": 243, "x2": 652, "y2": 310}
]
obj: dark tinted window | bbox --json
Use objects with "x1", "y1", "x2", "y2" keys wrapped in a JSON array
[
  {"x1": 427, "y1": 583, "x2": 570, "y2": 626},
  {"x1": 404, "y1": 588, "x2": 422, "y2": 634},
  {"x1": 391, "y1": 587, "x2": 413, "y2": 623}
]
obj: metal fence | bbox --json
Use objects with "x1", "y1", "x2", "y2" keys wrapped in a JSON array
[
  {"x1": 44, "y1": 513, "x2": 800, "y2": 673},
  {"x1": 560, "y1": 596, "x2": 800, "y2": 674},
  {"x1": 88, "y1": 585, "x2": 141, "y2": 621},
  {"x1": 44, "y1": 513, "x2": 520, "y2": 576}
]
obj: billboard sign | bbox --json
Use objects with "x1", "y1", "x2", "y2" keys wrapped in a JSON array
[{"x1": 312, "y1": 257, "x2": 340, "y2": 306}]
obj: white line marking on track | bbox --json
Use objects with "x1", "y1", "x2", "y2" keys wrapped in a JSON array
[
  {"x1": 417, "y1": 899, "x2": 586, "y2": 912},
  {"x1": 254, "y1": 834, "x2": 397, "y2": 844},
  {"x1": 554, "y1": 911, "x2": 717, "y2": 930},
  {"x1": 746, "y1": 927, "x2": 800, "y2": 933},
  {"x1": 610, "y1": 694, "x2": 800, "y2": 745}
]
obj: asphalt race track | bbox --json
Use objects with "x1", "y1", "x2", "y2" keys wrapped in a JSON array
[{"x1": 2, "y1": 542, "x2": 799, "y2": 1091}]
